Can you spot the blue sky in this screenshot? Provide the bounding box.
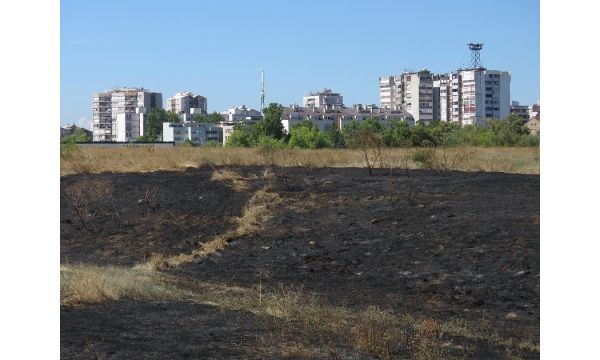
[61,0,539,128]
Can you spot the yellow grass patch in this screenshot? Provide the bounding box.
[61,147,539,176]
[60,264,186,305]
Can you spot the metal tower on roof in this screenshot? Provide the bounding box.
[467,43,484,68]
[260,67,265,111]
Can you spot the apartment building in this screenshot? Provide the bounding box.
[434,73,461,123]
[379,75,404,110]
[384,68,510,126]
[220,105,262,124]
[456,68,511,125]
[280,104,413,133]
[379,70,434,123]
[403,70,434,124]
[303,89,344,111]
[167,92,207,121]
[510,101,530,122]
[162,122,223,145]
[92,87,162,141]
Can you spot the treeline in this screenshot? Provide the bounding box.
[226,103,539,149]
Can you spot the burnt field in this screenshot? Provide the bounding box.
[60,165,539,359]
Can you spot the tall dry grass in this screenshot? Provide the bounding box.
[61,147,539,176]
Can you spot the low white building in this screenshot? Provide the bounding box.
[162,122,223,146]
[220,105,263,124]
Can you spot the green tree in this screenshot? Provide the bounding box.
[192,112,223,123]
[382,118,411,147]
[288,121,333,149]
[255,103,285,140]
[360,116,385,134]
[145,108,176,141]
[225,123,255,147]
[326,128,346,148]
[409,122,435,146]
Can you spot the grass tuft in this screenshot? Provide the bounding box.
[60,264,186,305]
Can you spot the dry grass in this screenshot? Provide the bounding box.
[60,264,538,358]
[61,147,539,176]
[210,168,257,192]
[60,264,187,305]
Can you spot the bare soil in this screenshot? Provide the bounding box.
[61,166,539,359]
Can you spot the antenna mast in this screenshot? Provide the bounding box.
[467,43,484,68]
[260,67,265,111]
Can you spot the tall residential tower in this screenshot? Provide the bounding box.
[92,87,162,141]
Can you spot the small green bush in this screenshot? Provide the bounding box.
[412,150,433,168]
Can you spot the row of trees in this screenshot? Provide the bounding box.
[225,103,539,149]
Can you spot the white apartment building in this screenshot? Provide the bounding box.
[379,76,394,109]
[303,89,344,111]
[379,75,403,110]
[403,70,434,124]
[385,67,511,126]
[435,73,460,123]
[458,69,510,125]
[379,70,433,123]
[167,92,207,121]
[220,105,262,124]
[92,87,162,141]
[162,122,223,146]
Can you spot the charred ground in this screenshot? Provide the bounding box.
[61,166,539,359]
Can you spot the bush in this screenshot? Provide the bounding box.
[288,121,333,149]
[412,150,433,168]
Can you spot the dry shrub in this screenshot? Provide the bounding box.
[62,179,113,233]
[60,264,184,305]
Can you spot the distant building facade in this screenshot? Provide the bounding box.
[529,101,540,120]
[220,105,262,124]
[303,89,344,111]
[167,92,207,121]
[280,104,414,133]
[383,68,511,126]
[162,122,223,145]
[510,101,530,122]
[379,70,434,123]
[92,87,162,141]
